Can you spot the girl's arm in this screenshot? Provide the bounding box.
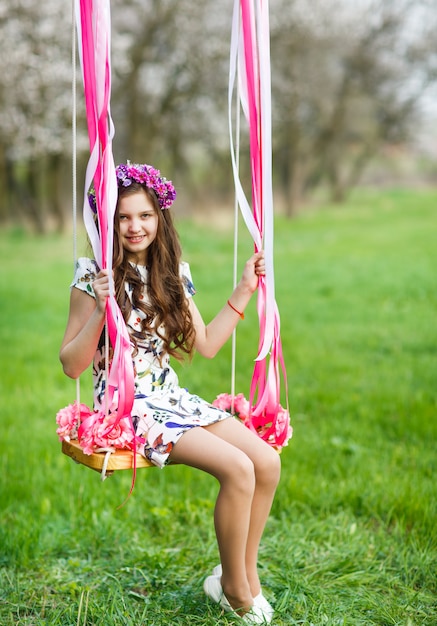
[190,251,265,359]
[59,270,110,379]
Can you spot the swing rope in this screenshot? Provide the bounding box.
[230,59,241,412]
[62,0,152,477]
[70,0,111,479]
[71,0,82,414]
[221,0,291,449]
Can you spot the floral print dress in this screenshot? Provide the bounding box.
[72,257,230,468]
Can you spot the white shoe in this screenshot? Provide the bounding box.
[204,574,234,612]
[210,565,273,623]
[212,564,222,577]
[203,575,268,624]
[242,605,269,624]
[253,591,274,623]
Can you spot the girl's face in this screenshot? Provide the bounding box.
[118,190,159,265]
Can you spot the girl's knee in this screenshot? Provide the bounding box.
[255,445,281,488]
[222,450,256,494]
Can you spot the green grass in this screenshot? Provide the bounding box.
[0,188,436,625]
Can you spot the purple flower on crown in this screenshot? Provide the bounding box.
[88,162,176,213]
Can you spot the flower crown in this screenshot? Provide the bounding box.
[88,162,176,212]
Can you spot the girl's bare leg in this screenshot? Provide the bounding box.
[170,418,281,606]
[205,419,281,597]
[169,423,256,612]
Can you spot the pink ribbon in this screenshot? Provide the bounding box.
[229,0,290,447]
[75,1,138,472]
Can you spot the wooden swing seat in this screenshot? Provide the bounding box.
[62,439,153,476]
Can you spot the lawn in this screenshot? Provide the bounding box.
[0,188,436,625]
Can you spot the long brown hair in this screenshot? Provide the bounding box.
[112,183,195,360]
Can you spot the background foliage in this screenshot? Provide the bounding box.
[0,0,436,229]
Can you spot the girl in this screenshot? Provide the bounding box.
[60,162,280,624]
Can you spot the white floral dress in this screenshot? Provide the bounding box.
[72,257,230,467]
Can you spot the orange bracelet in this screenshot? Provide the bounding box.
[227,299,245,320]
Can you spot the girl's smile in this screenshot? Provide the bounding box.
[119,190,159,264]
[127,234,146,244]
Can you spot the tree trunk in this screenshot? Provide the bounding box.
[0,143,10,223]
[286,156,306,217]
[23,159,45,233]
[47,153,66,232]
[327,163,347,203]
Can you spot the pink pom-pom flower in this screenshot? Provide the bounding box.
[213,392,292,450]
[56,402,137,455]
[56,402,93,442]
[78,412,135,455]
